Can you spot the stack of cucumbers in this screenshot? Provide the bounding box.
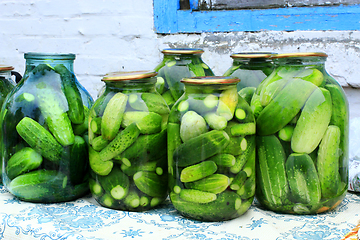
[88,86,170,211]
[168,79,256,221]
[251,64,349,214]
[2,64,92,202]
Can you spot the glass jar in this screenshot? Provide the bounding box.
[1,53,94,202]
[223,52,276,104]
[154,48,214,108]
[88,70,169,211]
[168,76,256,221]
[253,52,349,214]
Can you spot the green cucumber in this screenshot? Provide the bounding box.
[73,105,90,135]
[208,154,236,167]
[256,135,289,206]
[173,130,230,167]
[54,64,85,124]
[141,92,170,115]
[216,88,238,121]
[121,161,157,176]
[230,171,247,191]
[250,93,263,118]
[178,189,217,204]
[6,147,43,180]
[155,76,165,94]
[91,136,109,151]
[121,111,162,134]
[89,147,113,176]
[69,136,88,185]
[234,95,255,123]
[99,123,140,162]
[180,111,208,142]
[301,68,324,86]
[278,125,294,142]
[167,122,182,175]
[123,190,140,208]
[316,125,342,198]
[90,117,102,135]
[133,171,167,197]
[184,174,230,194]
[180,161,217,183]
[256,78,317,135]
[230,135,255,174]
[291,87,332,154]
[238,87,256,105]
[259,79,287,107]
[98,166,130,200]
[16,117,63,163]
[230,122,256,136]
[237,174,255,199]
[170,191,242,221]
[285,153,321,205]
[89,178,103,197]
[101,92,128,140]
[204,112,227,130]
[161,90,176,109]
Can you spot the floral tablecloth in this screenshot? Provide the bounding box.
[0,185,359,240]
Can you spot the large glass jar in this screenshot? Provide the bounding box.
[0,64,22,184]
[88,70,169,211]
[223,52,276,104]
[1,53,93,202]
[154,48,214,108]
[253,52,349,214]
[168,76,256,221]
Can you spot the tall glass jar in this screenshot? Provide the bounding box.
[154,48,214,108]
[0,64,21,184]
[223,52,276,104]
[1,53,93,202]
[253,52,349,214]
[168,76,256,221]
[88,70,169,211]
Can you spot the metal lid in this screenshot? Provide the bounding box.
[24,52,76,60]
[161,48,204,55]
[102,70,158,81]
[272,52,328,59]
[0,64,14,71]
[230,52,276,59]
[181,76,240,85]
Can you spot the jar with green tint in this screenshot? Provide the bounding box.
[168,76,256,221]
[223,52,276,104]
[88,70,169,211]
[154,48,214,108]
[253,52,349,214]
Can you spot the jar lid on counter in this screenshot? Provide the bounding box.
[181,76,240,85]
[102,70,158,82]
[272,52,328,59]
[161,48,204,55]
[230,52,275,59]
[0,64,14,71]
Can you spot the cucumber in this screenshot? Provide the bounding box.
[16,117,63,163]
[316,125,341,198]
[141,92,170,115]
[90,117,102,135]
[291,87,332,154]
[237,174,255,199]
[69,136,88,185]
[238,87,256,105]
[256,78,317,135]
[259,79,287,107]
[256,135,289,206]
[167,122,182,176]
[133,171,167,197]
[155,77,165,94]
[249,93,263,118]
[184,174,230,194]
[208,154,236,167]
[180,111,208,142]
[216,87,238,120]
[121,111,162,134]
[230,122,256,136]
[178,189,217,203]
[302,68,324,86]
[285,153,321,205]
[36,78,75,146]
[123,190,140,208]
[99,123,140,162]
[6,147,43,180]
[278,125,294,142]
[101,92,128,140]
[230,171,247,191]
[98,166,130,200]
[230,135,255,174]
[89,178,103,197]
[54,64,85,124]
[73,105,90,135]
[170,191,242,221]
[89,147,113,176]
[204,112,227,130]
[173,130,230,167]
[121,161,157,176]
[91,136,109,151]
[234,95,255,123]
[161,90,176,109]
[180,161,217,183]
[8,170,68,202]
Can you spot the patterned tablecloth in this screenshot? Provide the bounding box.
[0,185,359,240]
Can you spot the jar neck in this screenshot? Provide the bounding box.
[184,82,237,95]
[163,53,203,61]
[104,78,157,93]
[232,58,274,69]
[274,56,326,68]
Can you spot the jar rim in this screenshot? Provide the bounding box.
[181,76,240,85]
[24,52,76,60]
[0,64,14,71]
[102,70,158,82]
[161,48,204,55]
[231,52,276,59]
[271,52,328,59]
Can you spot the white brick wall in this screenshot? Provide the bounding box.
[1,0,360,117]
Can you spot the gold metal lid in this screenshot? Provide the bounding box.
[0,64,14,71]
[272,52,328,59]
[161,48,204,55]
[230,52,275,59]
[102,70,157,81]
[181,76,240,85]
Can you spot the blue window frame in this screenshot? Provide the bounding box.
[153,0,360,33]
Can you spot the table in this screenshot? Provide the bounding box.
[0,185,358,240]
